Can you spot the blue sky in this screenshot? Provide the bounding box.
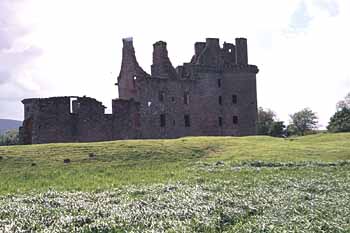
[0,0,349,128]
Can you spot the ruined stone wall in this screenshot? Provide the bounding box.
[20,97,75,144]
[20,97,117,144]
[112,99,141,139]
[20,36,259,144]
[73,97,113,142]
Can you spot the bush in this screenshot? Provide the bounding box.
[257,107,285,137]
[327,108,350,133]
[0,130,19,146]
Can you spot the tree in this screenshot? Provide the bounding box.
[257,107,285,137]
[336,92,350,110]
[269,121,286,137]
[327,93,350,133]
[257,107,275,135]
[0,130,19,146]
[289,108,318,136]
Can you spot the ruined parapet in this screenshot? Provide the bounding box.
[151,41,177,79]
[222,42,236,65]
[72,96,106,116]
[235,38,248,65]
[196,38,223,67]
[19,96,114,144]
[190,42,206,64]
[118,37,149,101]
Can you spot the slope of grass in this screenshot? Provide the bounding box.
[0,133,349,195]
[1,133,350,232]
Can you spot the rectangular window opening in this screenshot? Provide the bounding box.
[219,117,223,127]
[232,95,237,104]
[160,114,166,127]
[233,115,238,125]
[159,91,165,102]
[219,96,222,105]
[184,92,190,105]
[217,79,221,87]
[70,97,78,114]
[132,76,137,88]
[184,115,191,127]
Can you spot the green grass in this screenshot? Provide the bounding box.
[1,133,350,232]
[0,132,350,195]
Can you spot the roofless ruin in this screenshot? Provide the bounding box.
[19,37,259,144]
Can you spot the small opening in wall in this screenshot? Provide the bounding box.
[173,120,176,126]
[218,96,222,105]
[228,49,232,53]
[218,117,223,127]
[70,97,78,114]
[160,114,166,127]
[171,97,175,102]
[184,92,190,105]
[232,95,237,104]
[147,101,152,107]
[133,76,137,88]
[159,91,165,102]
[184,115,190,127]
[233,115,238,124]
[217,79,221,88]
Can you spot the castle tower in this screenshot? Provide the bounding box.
[151,41,177,79]
[117,37,149,101]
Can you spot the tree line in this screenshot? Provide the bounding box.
[258,92,350,137]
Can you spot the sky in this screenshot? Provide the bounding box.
[0,0,349,128]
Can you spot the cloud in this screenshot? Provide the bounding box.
[289,1,313,32]
[0,1,29,51]
[0,0,42,119]
[313,0,339,16]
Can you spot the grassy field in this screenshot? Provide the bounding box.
[0,133,350,232]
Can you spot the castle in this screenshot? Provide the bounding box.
[19,37,259,144]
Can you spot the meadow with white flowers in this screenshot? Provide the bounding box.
[0,133,350,232]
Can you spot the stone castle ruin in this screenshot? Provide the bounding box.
[19,37,259,144]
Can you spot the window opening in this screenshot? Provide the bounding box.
[184,92,190,105]
[160,114,166,127]
[233,115,238,124]
[159,91,165,102]
[133,76,137,88]
[184,115,190,127]
[217,79,221,87]
[232,95,237,104]
[219,117,223,127]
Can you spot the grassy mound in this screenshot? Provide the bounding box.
[0,133,349,194]
[1,133,350,232]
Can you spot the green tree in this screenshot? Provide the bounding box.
[289,108,318,136]
[257,107,285,137]
[269,121,286,137]
[257,107,275,135]
[328,93,350,133]
[336,92,350,110]
[0,130,19,146]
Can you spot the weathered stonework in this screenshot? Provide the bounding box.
[19,37,259,144]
